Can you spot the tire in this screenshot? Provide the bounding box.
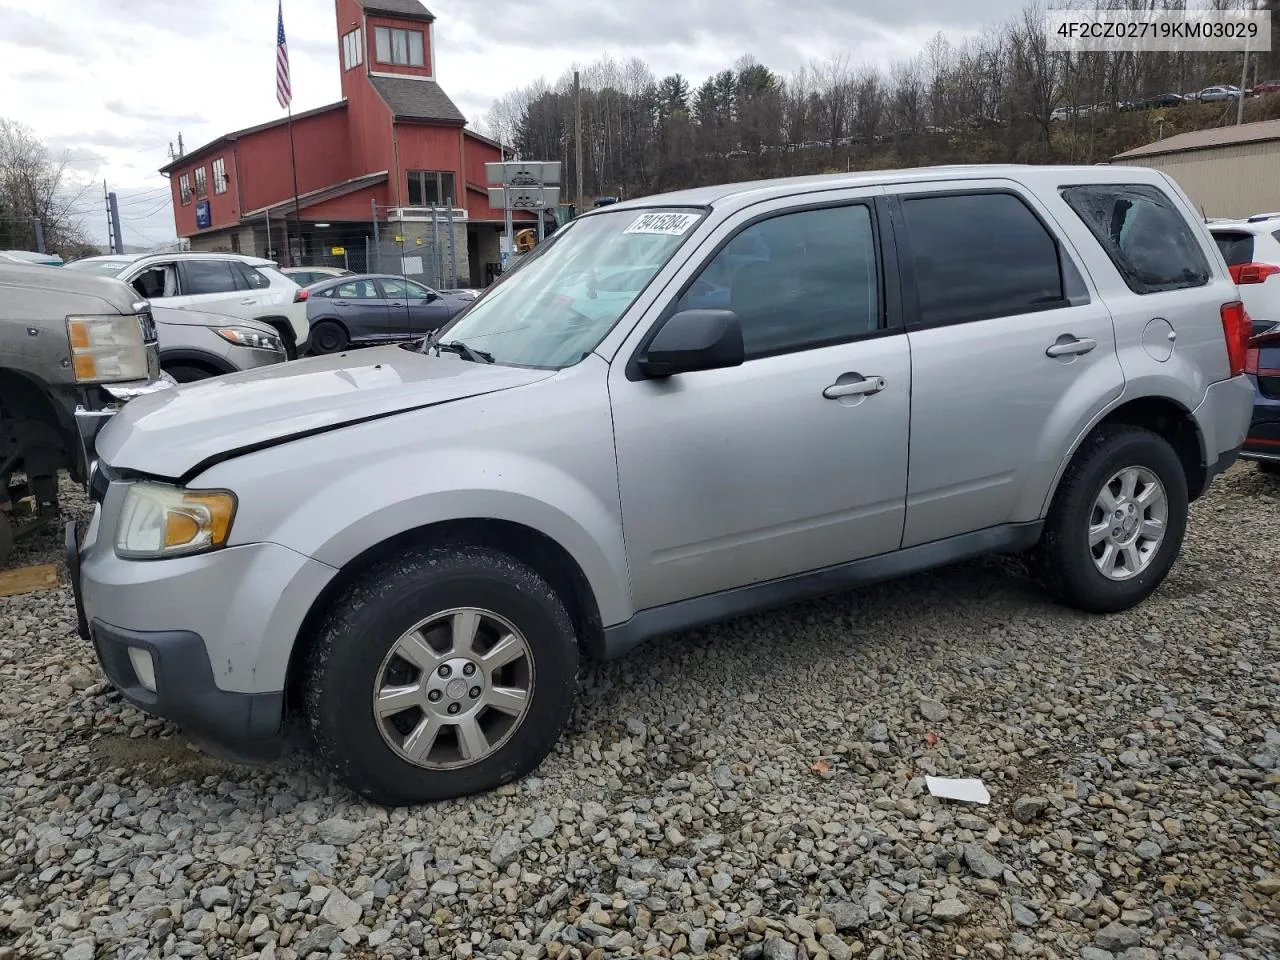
[309,320,348,355]
[0,510,12,568]
[303,544,579,806]
[163,364,214,383]
[1258,461,1280,476]
[1034,425,1188,614]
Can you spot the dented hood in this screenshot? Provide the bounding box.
[94,344,553,479]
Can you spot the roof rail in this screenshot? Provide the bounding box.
[1247,212,1280,222]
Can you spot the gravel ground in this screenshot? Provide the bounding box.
[1,467,1278,960]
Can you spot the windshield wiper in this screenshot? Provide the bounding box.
[436,340,494,364]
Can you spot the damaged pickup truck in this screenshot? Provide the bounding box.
[1,264,171,565]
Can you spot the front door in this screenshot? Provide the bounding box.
[379,277,453,338]
[328,277,392,340]
[608,194,912,612]
[889,183,1124,547]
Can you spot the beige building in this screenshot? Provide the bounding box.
[1112,118,1280,219]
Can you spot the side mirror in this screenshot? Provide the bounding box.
[638,309,745,378]
[425,291,440,302]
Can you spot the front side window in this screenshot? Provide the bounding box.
[406,170,456,207]
[434,207,705,369]
[193,166,207,199]
[182,260,239,295]
[381,277,433,299]
[1061,183,1211,294]
[179,174,191,205]
[676,204,881,358]
[342,28,363,70]
[212,158,228,194]
[375,26,425,66]
[901,192,1066,327]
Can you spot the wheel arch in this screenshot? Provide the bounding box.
[1041,392,1206,516]
[284,516,606,709]
[160,349,236,378]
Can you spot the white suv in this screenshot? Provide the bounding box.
[1207,216,1280,335]
[66,253,311,357]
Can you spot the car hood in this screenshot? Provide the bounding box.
[95,344,555,479]
[152,304,276,334]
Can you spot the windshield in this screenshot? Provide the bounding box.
[431,207,705,368]
[65,260,132,276]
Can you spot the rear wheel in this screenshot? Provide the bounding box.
[0,510,13,568]
[309,320,348,355]
[303,544,579,806]
[1034,425,1188,613]
[1258,461,1280,476]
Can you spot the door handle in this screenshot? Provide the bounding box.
[239,298,257,305]
[823,376,885,399]
[335,300,350,306]
[1045,336,1097,358]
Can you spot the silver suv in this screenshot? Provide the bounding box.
[69,165,1253,806]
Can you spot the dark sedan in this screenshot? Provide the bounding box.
[300,274,470,354]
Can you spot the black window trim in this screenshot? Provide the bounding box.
[625,195,902,382]
[887,186,1091,333]
[1058,181,1212,296]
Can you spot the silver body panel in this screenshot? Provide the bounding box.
[76,164,1252,698]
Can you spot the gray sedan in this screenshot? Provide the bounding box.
[153,306,288,382]
[301,274,470,354]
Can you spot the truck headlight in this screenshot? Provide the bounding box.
[67,315,151,383]
[216,326,284,352]
[115,482,237,559]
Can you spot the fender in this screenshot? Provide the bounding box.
[159,348,236,375]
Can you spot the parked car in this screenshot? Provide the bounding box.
[1197,85,1242,103]
[63,255,141,276]
[1253,79,1280,97]
[2,250,64,266]
[1130,93,1184,110]
[301,273,470,353]
[65,253,310,359]
[70,165,1252,806]
[1207,215,1280,335]
[152,306,287,382]
[440,287,482,301]
[0,264,171,565]
[282,265,355,286]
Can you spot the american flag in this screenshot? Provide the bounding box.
[275,0,292,109]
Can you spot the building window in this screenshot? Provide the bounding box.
[212,157,228,194]
[178,173,192,205]
[375,26,424,66]
[342,27,363,70]
[230,232,241,253]
[406,170,456,207]
[194,166,208,199]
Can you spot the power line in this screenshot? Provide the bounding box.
[118,199,173,220]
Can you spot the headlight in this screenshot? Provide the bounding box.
[67,314,151,383]
[215,326,284,352]
[115,482,237,559]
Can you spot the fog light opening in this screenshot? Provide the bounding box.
[127,646,157,692]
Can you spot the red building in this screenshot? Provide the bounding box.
[159,0,535,288]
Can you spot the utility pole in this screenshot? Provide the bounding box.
[574,70,584,217]
[104,180,114,253]
[1238,34,1250,125]
[31,218,45,254]
[107,192,124,257]
[371,199,380,273]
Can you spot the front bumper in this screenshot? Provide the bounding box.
[67,481,335,746]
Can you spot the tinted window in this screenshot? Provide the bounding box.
[1061,183,1211,294]
[335,280,379,299]
[676,204,880,358]
[1212,231,1255,266]
[900,192,1065,327]
[235,263,271,289]
[182,260,240,295]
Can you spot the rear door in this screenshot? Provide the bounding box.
[890,182,1124,546]
[173,259,255,317]
[328,278,391,340]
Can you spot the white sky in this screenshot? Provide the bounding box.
[0,0,1006,247]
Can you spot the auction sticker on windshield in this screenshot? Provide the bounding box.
[623,212,701,236]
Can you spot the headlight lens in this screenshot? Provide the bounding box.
[115,483,237,559]
[215,326,284,352]
[67,314,151,383]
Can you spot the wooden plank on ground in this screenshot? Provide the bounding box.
[0,563,60,598]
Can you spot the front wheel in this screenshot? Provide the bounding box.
[1034,425,1188,613]
[303,544,579,806]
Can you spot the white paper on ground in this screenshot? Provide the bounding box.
[925,776,991,804]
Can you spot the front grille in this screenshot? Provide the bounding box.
[138,309,157,344]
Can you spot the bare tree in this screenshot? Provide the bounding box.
[0,119,92,255]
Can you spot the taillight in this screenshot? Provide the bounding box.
[1229,262,1280,284]
[1221,300,1251,376]
[293,288,309,302]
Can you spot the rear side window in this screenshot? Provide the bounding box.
[182,260,241,295]
[1060,184,1211,294]
[899,192,1066,327]
[234,263,272,289]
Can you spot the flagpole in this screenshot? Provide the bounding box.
[277,0,301,267]
[286,104,300,266]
